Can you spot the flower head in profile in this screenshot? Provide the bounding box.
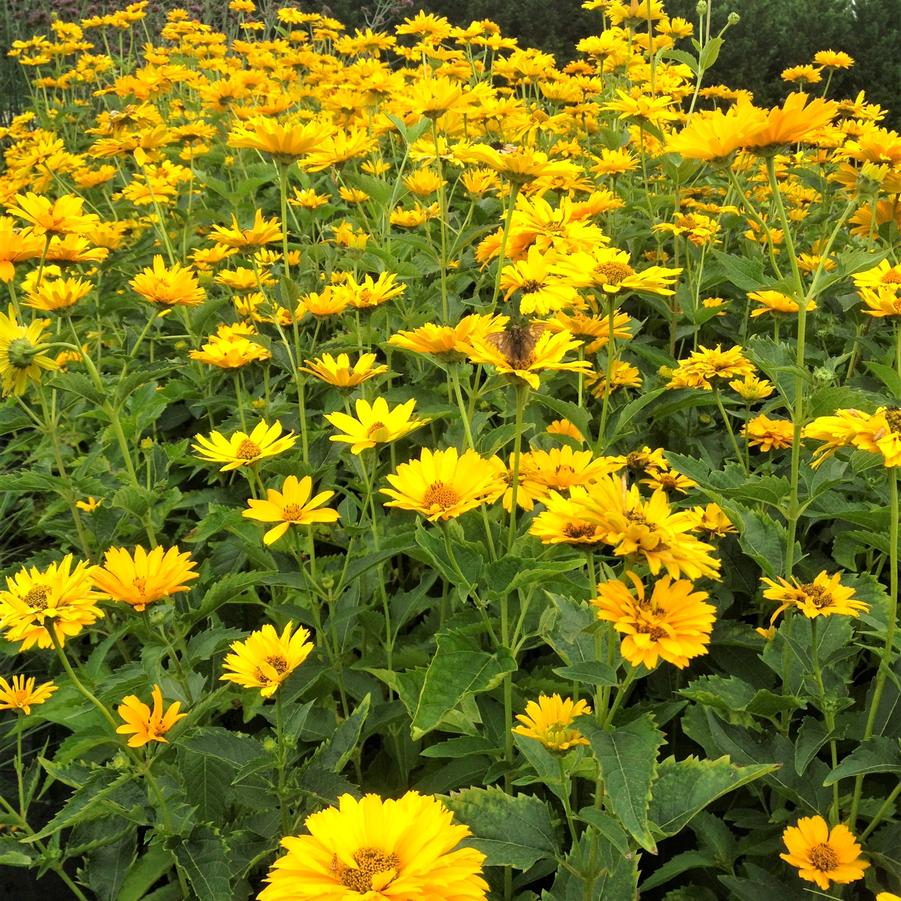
[7,192,100,235]
[325,397,429,455]
[741,92,837,152]
[667,344,755,390]
[228,116,335,164]
[91,546,199,612]
[192,420,296,471]
[300,352,387,387]
[382,447,507,522]
[220,621,314,697]
[24,276,92,312]
[513,694,591,751]
[0,555,104,650]
[0,675,57,715]
[744,415,794,451]
[748,290,816,317]
[593,573,716,670]
[0,305,58,396]
[130,255,206,306]
[762,570,868,624]
[189,324,271,368]
[0,216,44,282]
[259,791,487,901]
[116,684,187,748]
[780,815,868,890]
[243,476,340,545]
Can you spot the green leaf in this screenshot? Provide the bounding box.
[117,845,174,901]
[553,661,618,687]
[531,393,592,445]
[173,825,232,901]
[649,755,778,838]
[0,836,35,866]
[579,713,664,852]
[710,251,767,292]
[640,850,717,892]
[546,830,638,900]
[867,361,901,397]
[189,572,272,623]
[717,501,788,579]
[411,630,516,740]
[698,36,724,70]
[313,694,371,772]
[445,786,561,869]
[794,717,832,776]
[82,829,136,901]
[823,737,901,785]
[608,387,667,444]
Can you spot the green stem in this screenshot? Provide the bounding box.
[603,666,637,729]
[596,296,619,453]
[858,781,901,842]
[712,385,746,471]
[507,383,529,548]
[490,183,520,311]
[274,691,290,836]
[809,618,840,823]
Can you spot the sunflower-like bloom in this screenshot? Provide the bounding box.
[0,305,58,396]
[243,476,340,545]
[587,360,642,398]
[554,246,681,296]
[665,102,768,162]
[7,192,100,235]
[741,92,838,152]
[858,286,901,317]
[208,210,284,248]
[91,546,199,612]
[748,290,817,317]
[744,415,794,451]
[220,621,314,697]
[513,694,591,751]
[852,259,901,293]
[189,324,271,368]
[192,420,297,472]
[0,555,104,650]
[804,407,901,468]
[729,374,774,400]
[325,398,429,455]
[116,684,187,748]
[388,314,506,359]
[780,816,868,890]
[130,255,206,306]
[300,352,388,387]
[299,126,379,172]
[228,116,335,164]
[593,573,716,670]
[0,675,57,715]
[24,276,92,311]
[259,791,488,901]
[761,570,869,624]
[467,326,592,390]
[667,344,756,390]
[499,246,582,316]
[691,503,736,539]
[529,490,611,545]
[382,447,507,522]
[0,217,46,282]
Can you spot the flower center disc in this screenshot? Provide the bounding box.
[423,481,460,510]
[23,585,50,610]
[236,439,261,460]
[808,842,839,872]
[594,262,634,285]
[338,847,400,893]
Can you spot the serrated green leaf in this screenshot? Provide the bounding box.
[313,694,370,772]
[173,825,231,901]
[445,786,561,869]
[579,713,664,852]
[117,844,173,901]
[823,736,901,785]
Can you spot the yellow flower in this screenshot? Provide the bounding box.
[189,325,271,368]
[91,546,199,612]
[729,374,774,400]
[243,476,340,545]
[804,407,901,468]
[228,116,335,164]
[546,418,585,443]
[665,102,768,162]
[513,694,591,751]
[130,255,206,306]
[748,289,816,317]
[691,503,736,538]
[499,245,582,316]
[325,397,428,455]
[0,554,104,650]
[588,360,642,398]
[300,352,387,387]
[192,420,296,472]
[467,325,592,390]
[220,621,314,697]
[23,275,92,311]
[208,209,284,248]
[813,50,854,69]
[0,675,57,715]
[762,571,869,624]
[667,344,756,390]
[7,191,99,235]
[116,684,187,748]
[0,305,58,396]
[382,447,507,522]
[593,573,716,670]
[555,246,681,296]
[388,314,505,359]
[744,415,794,451]
[858,286,901,318]
[741,92,837,152]
[75,496,101,513]
[782,64,823,85]
[259,791,487,901]
[0,216,44,282]
[780,816,868,891]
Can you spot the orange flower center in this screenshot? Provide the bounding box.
[637,623,669,641]
[132,577,147,596]
[564,522,596,540]
[885,407,901,434]
[23,585,50,610]
[282,504,305,521]
[520,279,542,294]
[626,452,649,472]
[882,270,901,284]
[808,842,839,872]
[366,421,387,437]
[336,847,400,893]
[236,438,262,460]
[800,584,832,608]
[594,261,634,285]
[423,481,460,510]
[266,655,288,674]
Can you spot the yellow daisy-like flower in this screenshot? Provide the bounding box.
[667,344,756,390]
[0,216,44,282]
[0,305,58,397]
[780,816,868,891]
[0,555,104,650]
[804,407,901,468]
[7,191,99,235]
[691,503,736,539]
[382,447,507,522]
[75,496,101,513]
[748,289,817,317]
[761,570,869,624]
[741,92,837,152]
[24,276,92,311]
[858,286,901,318]
[189,325,271,369]
[0,675,57,715]
[192,420,297,472]
[546,418,585,443]
[852,259,901,293]
[116,684,187,748]
[130,255,206,306]
[813,50,854,69]
[729,374,774,401]
[467,326,592,390]
[388,314,506,360]
[325,398,429,455]
[744,415,794,451]
[91,546,199,612]
[259,791,488,901]
[220,621,314,697]
[228,116,335,165]
[529,490,611,545]
[243,476,340,545]
[208,210,284,248]
[593,573,716,670]
[555,246,681,296]
[513,694,591,751]
[300,352,388,387]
